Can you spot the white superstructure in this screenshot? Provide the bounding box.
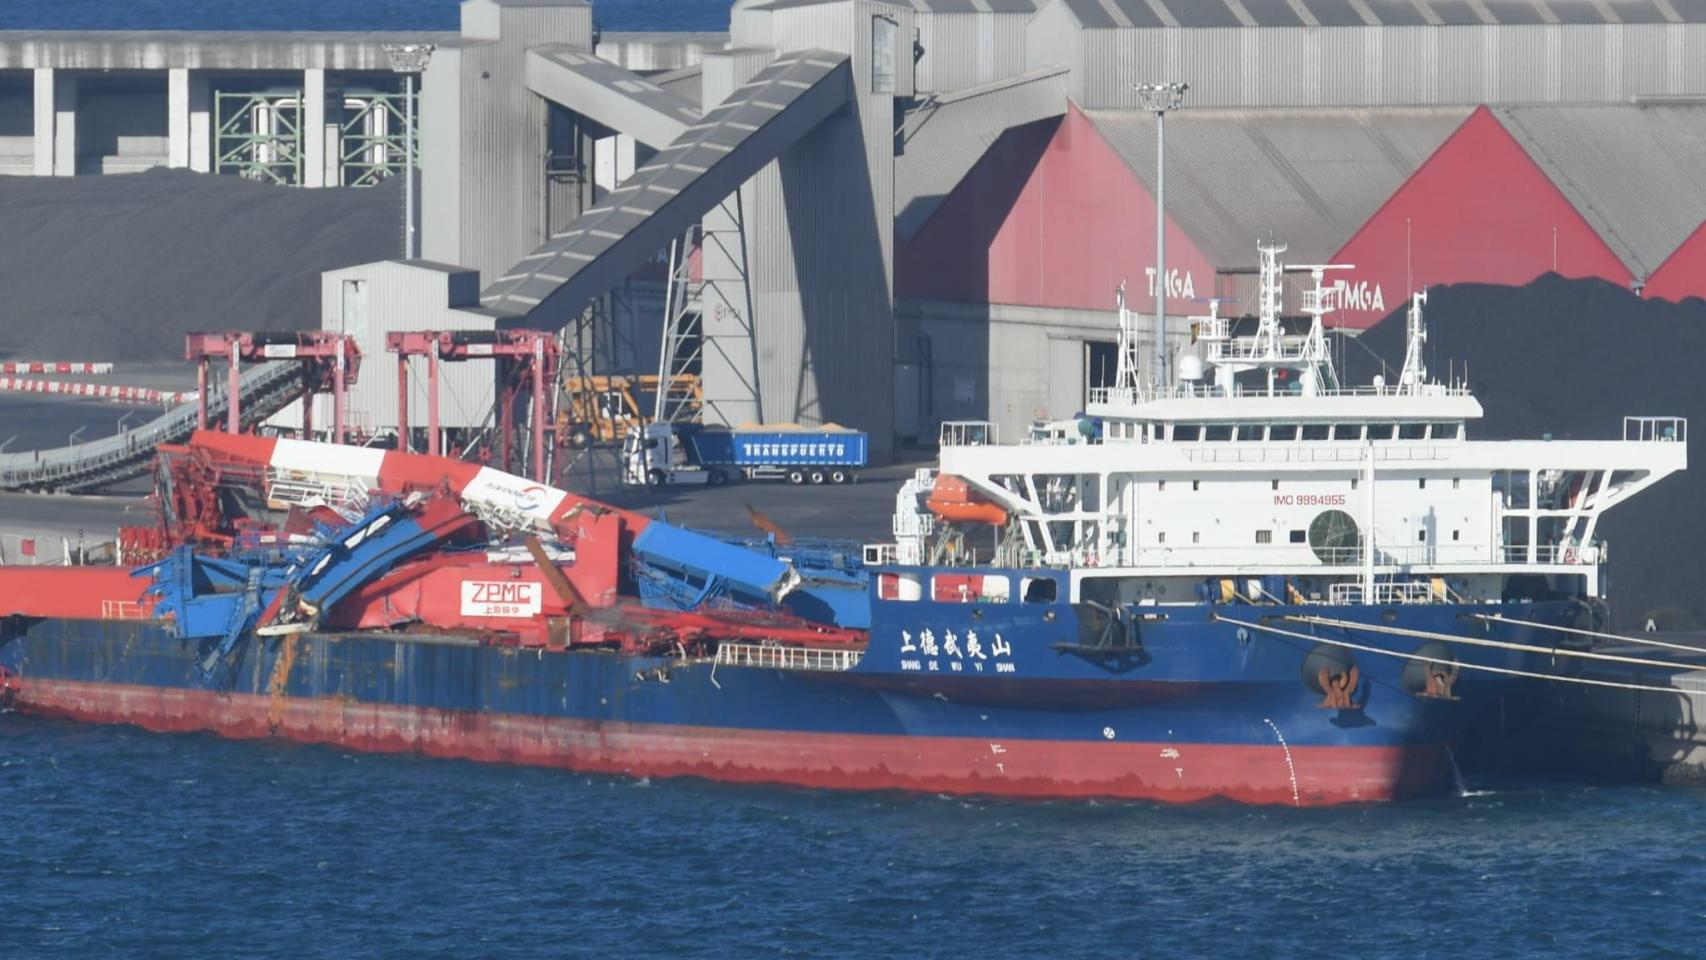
[898,243,1686,607]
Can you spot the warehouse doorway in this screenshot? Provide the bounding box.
[1085,340,1117,399]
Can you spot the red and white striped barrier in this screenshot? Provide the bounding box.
[0,377,193,406]
[0,361,114,375]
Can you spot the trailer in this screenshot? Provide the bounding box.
[622,423,868,486]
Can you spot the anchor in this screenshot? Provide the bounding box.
[1421,660,1460,700]
[1317,664,1360,710]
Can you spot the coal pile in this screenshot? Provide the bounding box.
[0,169,402,362]
[1343,274,1706,629]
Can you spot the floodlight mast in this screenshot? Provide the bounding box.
[1134,81,1188,391]
[384,43,436,259]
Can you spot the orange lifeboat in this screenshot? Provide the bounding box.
[927,474,1009,525]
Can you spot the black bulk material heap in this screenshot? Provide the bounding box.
[0,168,402,362]
[1344,273,1706,630]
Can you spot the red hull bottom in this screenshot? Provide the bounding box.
[13,678,1452,806]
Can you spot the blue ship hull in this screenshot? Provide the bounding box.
[0,591,1584,805]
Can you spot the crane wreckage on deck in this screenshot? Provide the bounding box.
[80,431,870,681]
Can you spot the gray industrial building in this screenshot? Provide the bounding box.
[9,0,1706,450]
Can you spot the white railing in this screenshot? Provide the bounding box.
[1328,581,1441,605]
[1087,382,1472,404]
[1180,444,1452,464]
[267,470,372,520]
[1504,543,1601,565]
[980,539,1602,572]
[940,421,998,446]
[715,643,863,672]
[100,599,150,620]
[1623,416,1686,443]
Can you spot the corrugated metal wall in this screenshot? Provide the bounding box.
[913,12,1031,92]
[305,261,500,434]
[895,65,1070,239]
[897,107,1217,316]
[1063,24,1706,108]
[421,0,593,287]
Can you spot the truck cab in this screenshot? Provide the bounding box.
[621,423,725,487]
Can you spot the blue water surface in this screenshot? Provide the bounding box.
[3,714,1704,959]
[1,0,730,32]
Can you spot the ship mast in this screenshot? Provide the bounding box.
[1397,289,1429,393]
[1114,281,1147,402]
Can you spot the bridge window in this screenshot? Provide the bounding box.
[1270,425,1299,441]
[1173,424,1201,442]
[1430,422,1461,440]
[1236,425,1263,441]
[1333,424,1363,441]
[1302,424,1330,441]
[1399,423,1427,440]
[1367,423,1396,440]
[1021,577,1057,603]
[1205,425,1232,441]
[1494,470,1531,509]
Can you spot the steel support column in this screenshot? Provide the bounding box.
[168,68,191,169]
[332,337,348,444]
[396,355,410,453]
[426,340,441,457]
[227,351,241,434]
[196,361,209,430]
[531,339,547,483]
[31,67,53,177]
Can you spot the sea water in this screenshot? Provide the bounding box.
[5,714,1706,959]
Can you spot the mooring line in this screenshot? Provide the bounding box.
[1473,613,1706,657]
[1296,613,1700,673]
[1213,615,1702,696]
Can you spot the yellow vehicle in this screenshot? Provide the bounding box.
[559,374,701,448]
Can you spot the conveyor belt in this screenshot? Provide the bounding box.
[0,362,307,492]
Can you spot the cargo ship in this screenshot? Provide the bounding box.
[0,245,1686,805]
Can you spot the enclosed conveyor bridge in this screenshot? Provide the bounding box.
[481,48,853,330]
